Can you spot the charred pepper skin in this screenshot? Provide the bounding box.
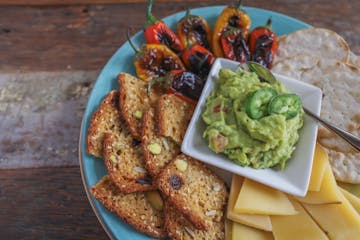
[181,44,215,80]
[176,9,212,51]
[220,27,250,63]
[128,31,185,81]
[212,0,251,57]
[144,0,184,54]
[148,70,204,103]
[248,17,277,69]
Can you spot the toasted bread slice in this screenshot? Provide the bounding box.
[118,72,163,140]
[157,94,195,145]
[103,132,156,193]
[157,154,228,230]
[86,90,122,158]
[165,202,225,240]
[142,107,181,177]
[90,176,167,238]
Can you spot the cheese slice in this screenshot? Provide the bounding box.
[308,143,328,191]
[271,199,329,240]
[295,164,342,204]
[340,187,360,214]
[225,220,233,240]
[232,222,274,240]
[227,175,272,231]
[303,189,360,240]
[234,178,297,215]
[338,181,360,198]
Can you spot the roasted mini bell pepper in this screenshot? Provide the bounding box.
[144,0,184,54]
[181,44,215,79]
[148,70,204,104]
[128,32,185,81]
[176,9,212,50]
[248,17,277,69]
[212,0,251,57]
[220,27,250,63]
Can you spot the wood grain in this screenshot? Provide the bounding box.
[0,0,359,72]
[0,0,216,5]
[0,167,108,240]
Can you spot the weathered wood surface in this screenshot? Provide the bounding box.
[0,1,359,239]
[0,0,359,72]
[0,167,108,240]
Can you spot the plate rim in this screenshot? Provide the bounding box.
[79,5,312,240]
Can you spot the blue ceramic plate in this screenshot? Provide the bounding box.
[79,6,311,240]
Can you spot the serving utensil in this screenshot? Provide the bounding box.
[246,61,360,152]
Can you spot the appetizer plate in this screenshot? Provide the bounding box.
[182,58,322,197]
[79,5,311,240]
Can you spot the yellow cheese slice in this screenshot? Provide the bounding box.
[295,164,342,204]
[338,181,360,198]
[232,222,274,240]
[227,175,272,231]
[308,143,328,191]
[340,187,360,214]
[225,220,232,240]
[234,178,297,215]
[303,189,360,240]
[271,199,329,240]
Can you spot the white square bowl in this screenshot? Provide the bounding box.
[181,58,322,197]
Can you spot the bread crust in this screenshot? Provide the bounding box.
[142,107,181,177]
[157,94,195,145]
[86,90,122,158]
[103,132,156,193]
[91,176,167,238]
[157,154,228,231]
[118,72,163,140]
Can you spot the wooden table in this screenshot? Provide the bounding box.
[0,0,359,239]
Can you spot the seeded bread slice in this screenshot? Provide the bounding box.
[118,72,163,140]
[86,90,122,158]
[90,175,167,238]
[157,154,228,231]
[165,202,225,240]
[103,132,156,193]
[142,107,181,177]
[157,94,195,145]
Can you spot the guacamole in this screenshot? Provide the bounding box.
[202,68,304,169]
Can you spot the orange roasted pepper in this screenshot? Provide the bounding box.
[212,0,251,57]
[128,33,185,81]
[177,9,212,51]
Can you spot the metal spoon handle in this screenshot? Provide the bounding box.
[303,107,360,152]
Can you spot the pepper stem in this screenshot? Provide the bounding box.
[145,0,158,26]
[127,28,139,53]
[235,0,243,10]
[265,17,273,29]
[147,72,172,95]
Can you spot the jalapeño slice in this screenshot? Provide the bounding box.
[268,93,302,119]
[245,88,277,119]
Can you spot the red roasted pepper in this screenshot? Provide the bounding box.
[176,9,212,50]
[220,27,250,63]
[144,0,184,54]
[148,70,204,103]
[127,30,185,81]
[248,17,277,69]
[212,0,251,57]
[181,44,215,80]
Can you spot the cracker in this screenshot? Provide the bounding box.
[118,72,163,140]
[274,28,350,64]
[103,132,156,193]
[272,54,360,183]
[157,94,195,145]
[164,202,225,240]
[90,175,167,238]
[141,107,181,177]
[156,154,228,230]
[86,90,122,158]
